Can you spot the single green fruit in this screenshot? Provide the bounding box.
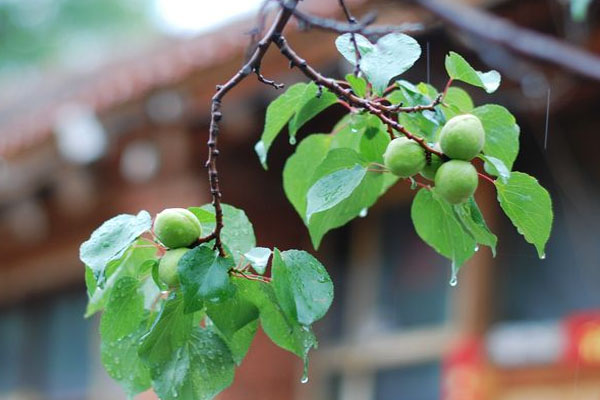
[434,160,478,204]
[158,248,190,287]
[439,114,485,161]
[383,137,426,178]
[420,154,443,181]
[154,208,202,248]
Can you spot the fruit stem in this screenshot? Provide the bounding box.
[478,172,496,185]
[231,270,272,283]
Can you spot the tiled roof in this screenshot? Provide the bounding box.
[0,0,368,157]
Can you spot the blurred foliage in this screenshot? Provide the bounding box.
[0,0,155,72]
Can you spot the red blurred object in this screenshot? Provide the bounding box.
[442,336,489,400]
[563,311,600,367]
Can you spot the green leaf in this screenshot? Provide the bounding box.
[472,104,520,171]
[391,81,444,141]
[85,266,96,297]
[255,82,337,168]
[150,327,235,400]
[283,134,332,219]
[336,33,421,94]
[243,247,272,275]
[139,294,194,368]
[254,83,308,168]
[495,172,553,258]
[206,291,259,338]
[80,211,152,283]
[150,259,168,291]
[101,321,152,398]
[283,114,389,245]
[235,277,317,360]
[445,51,501,93]
[306,164,367,222]
[453,198,497,256]
[289,83,338,140]
[571,0,592,21]
[206,290,259,365]
[359,122,390,164]
[480,154,510,183]
[271,249,333,326]
[192,204,256,264]
[307,148,384,248]
[100,277,145,342]
[219,319,258,365]
[86,241,158,317]
[441,87,474,120]
[179,245,235,313]
[345,73,367,97]
[411,188,476,267]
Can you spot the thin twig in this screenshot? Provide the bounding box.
[254,67,285,89]
[276,0,421,37]
[274,35,443,157]
[231,270,272,283]
[206,1,299,257]
[478,172,496,185]
[338,0,362,76]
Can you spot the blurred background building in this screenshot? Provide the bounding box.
[1,0,600,399]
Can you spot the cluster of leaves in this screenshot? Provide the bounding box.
[256,32,553,282]
[80,205,333,399]
[80,29,554,399]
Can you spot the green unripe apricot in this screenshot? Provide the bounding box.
[434,160,478,204]
[420,154,443,181]
[383,137,426,178]
[154,208,202,249]
[158,248,190,287]
[439,114,485,161]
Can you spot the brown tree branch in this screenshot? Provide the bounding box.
[276,0,421,37]
[338,0,362,76]
[273,35,444,157]
[204,0,299,256]
[415,0,600,82]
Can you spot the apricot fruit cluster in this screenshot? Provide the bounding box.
[383,113,485,204]
[153,208,202,286]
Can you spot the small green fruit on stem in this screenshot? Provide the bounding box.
[158,248,190,287]
[154,208,202,248]
[439,114,485,161]
[434,160,478,204]
[383,137,426,178]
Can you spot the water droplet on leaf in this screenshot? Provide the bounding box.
[449,261,458,287]
[289,136,297,145]
[301,357,310,384]
[359,208,368,218]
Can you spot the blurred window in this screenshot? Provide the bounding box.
[0,290,91,399]
[495,212,600,321]
[375,362,441,400]
[306,203,454,400]
[378,206,451,330]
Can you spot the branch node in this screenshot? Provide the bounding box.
[253,67,285,89]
